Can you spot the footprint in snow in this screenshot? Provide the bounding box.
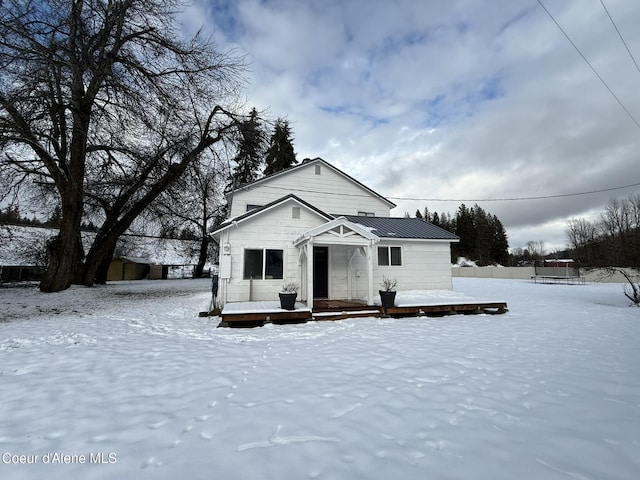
[148,419,170,430]
[140,457,162,469]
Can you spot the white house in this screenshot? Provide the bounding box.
[211,158,459,308]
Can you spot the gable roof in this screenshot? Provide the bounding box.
[293,216,379,246]
[210,194,334,237]
[344,215,459,241]
[227,157,396,209]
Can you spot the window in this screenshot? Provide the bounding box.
[246,204,263,212]
[378,246,402,266]
[358,211,375,217]
[315,164,322,175]
[292,206,300,219]
[243,249,283,279]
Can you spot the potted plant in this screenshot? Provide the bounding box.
[279,282,298,310]
[379,276,397,308]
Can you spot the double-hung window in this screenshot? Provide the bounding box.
[378,246,402,266]
[243,249,284,279]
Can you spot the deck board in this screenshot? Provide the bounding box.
[219,298,508,327]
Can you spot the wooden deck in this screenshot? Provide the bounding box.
[218,298,508,327]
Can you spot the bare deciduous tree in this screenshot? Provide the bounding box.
[0,0,247,291]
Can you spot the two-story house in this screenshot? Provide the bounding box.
[211,158,459,309]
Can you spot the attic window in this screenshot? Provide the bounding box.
[315,165,321,175]
[292,206,300,219]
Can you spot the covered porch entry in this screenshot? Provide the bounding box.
[294,217,380,308]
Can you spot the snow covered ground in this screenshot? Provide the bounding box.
[1,278,639,480]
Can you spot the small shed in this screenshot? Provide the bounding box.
[107,257,152,281]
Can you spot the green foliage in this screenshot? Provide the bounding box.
[417,203,509,265]
[229,107,266,188]
[263,119,297,176]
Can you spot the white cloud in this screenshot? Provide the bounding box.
[190,0,640,252]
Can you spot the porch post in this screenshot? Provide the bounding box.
[367,241,374,306]
[307,238,314,310]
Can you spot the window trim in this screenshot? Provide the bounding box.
[377,246,402,266]
[243,248,284,280]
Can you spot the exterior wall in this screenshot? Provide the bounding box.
[107,260,150,281]
[228,162,391,218]
[320,241,454,302]
[374,240,453,291]
[218,199,326,303]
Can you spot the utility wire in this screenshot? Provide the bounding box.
[255,180,640,203]
[599,0,640,74]
[536,0,640,130]
[386,180,640,202]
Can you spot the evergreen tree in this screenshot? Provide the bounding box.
[419,204,509,264]
[490,215,510,265]
[229,108,266,188]
[454,204,475,260]
[472,204,491,265]
[415,209,423,220]
[263,119,297,176]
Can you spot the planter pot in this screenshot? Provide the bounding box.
[379,290,396,308]
[279,292,297,310]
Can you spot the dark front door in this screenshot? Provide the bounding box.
[313,246,329,298]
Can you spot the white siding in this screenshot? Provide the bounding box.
[218,199,325,303]
[374,240,453,290]
[320,241,453,302]
[228,162,391,218]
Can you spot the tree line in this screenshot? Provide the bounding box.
[566,194,640,268]
[415,204,509,265]
[0,0,298,292]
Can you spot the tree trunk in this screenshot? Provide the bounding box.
[94,242,117,284]
[194,234,209,278]
[40,195,84,292]
[82,231,121,287]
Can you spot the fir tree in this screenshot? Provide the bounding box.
[229,108,266,188]
[454,204,475,260]
[263,119,297,176]
[490,215,510,265]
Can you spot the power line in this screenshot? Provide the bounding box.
[536,0,640,130]
[599,0,640,74]
[387,181,640,202]
[256,179,640,203]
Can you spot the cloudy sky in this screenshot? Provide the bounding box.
[187,0,640,252]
